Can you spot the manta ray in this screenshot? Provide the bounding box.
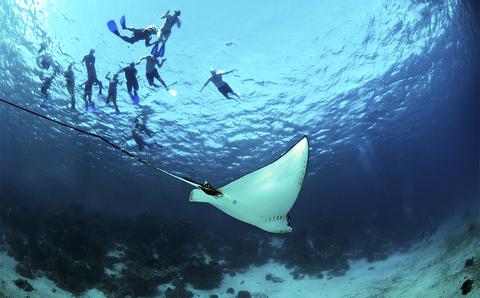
[189,136,309,233]
[0,97,309,233]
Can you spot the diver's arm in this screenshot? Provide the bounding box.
[145,36,154,47]
[137,56,148,65]
[157,58,167,68]
[222,69,238,75]
[176,18,182,28]
[161,10,170,19]
[105,72,111,80]
[200,79,211,92]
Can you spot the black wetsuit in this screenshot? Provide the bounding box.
[64,70,75,109]
[106,77,120,112]
[122,66,139,96]
[41,77,53,98]
[83,53,103,94]
[118,29,153,46]
[83,80,94,106]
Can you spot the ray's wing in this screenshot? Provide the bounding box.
[189,136,309,233]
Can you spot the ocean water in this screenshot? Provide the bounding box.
[0,0,479,297]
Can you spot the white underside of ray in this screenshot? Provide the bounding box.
[189,136,309,233]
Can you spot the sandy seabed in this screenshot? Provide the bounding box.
[1,211,478,298]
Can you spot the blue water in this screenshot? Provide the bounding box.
[0,0,478,296]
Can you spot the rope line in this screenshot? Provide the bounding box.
[0,97,222,196]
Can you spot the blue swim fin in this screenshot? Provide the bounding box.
[120,15,126,30]
[158,42,165,57]
[107,20,119,35]
[132,94,140,105]
[151,42,165,58]
[151,43,159,56]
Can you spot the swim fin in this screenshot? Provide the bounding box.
[40,99,51,109]
[151,42,166,58]
[120,15,126,30]
[107,20,119,35]
[157,42,165,57]
[168,89,177,96]
[151,43,159,56]
[132,94,140,105]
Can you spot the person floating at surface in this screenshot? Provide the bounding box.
[200,69,242,101]
[79,80,94,109]
[131,116,155,150]
[36,53,60,72]
[82,48,103,95]
[64,63,76,110]
[118,62,140,102]
[105,72,122,113]
[40,73,55,107]
[107,15,157,47]
[137,55,169,91]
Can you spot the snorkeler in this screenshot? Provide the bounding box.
[105,72,122,113]
[118,62,140,101]
[79,80,94,109]
[81,48,103,95]
[159,10,181,44]
[200,69,242,101]
[64,63,76,110]
[150,10,181,57]
[107,15,157,47]
[40,74,55,107]
[36,54,53,70]
[137,55,169,91]
[131,116,156,150]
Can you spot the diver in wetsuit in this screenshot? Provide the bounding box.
[105,72,122,113]
[119,62,140,100]
[137,55,169,91]
[200,69,242,101]
[64,63,75,110]
[40,74,55,105]
[115,24,157,46]
[79,80,94,108]
[131,116,155,150]
[82,48,103,95]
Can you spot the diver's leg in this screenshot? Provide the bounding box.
[230,92,242,101]
[133,79,139,97]
[95,78,103,94]
[68,85,75,109]
[163,30,171,43]
[83,92,88,106]
[146,73,158,87]
[113,94,120,113]
[226,94,239,102]
[118,34,138,44]
[127,81,133,98]
[154,73,168,90]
